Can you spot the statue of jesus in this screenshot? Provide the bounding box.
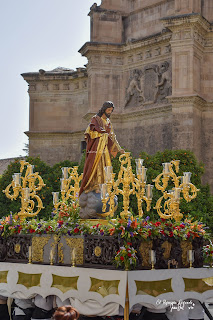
[79,101,124,218]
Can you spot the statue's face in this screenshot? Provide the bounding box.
[104,107,113,118]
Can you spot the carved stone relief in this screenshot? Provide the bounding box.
[124,60,172,108]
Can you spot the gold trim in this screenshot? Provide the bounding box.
[64,237,84,265]
[94,246,102,257]
[32,236,51,262]
[14,243,21,254]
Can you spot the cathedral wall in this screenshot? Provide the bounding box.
[123,0,174,41]
[28,132,84,166]
[202,0,213,23]
[201,106,213,188]
[202,38,213,100]
[113,108,172,156]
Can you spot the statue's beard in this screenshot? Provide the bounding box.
[104,112,111,118]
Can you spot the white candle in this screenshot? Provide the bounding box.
[150,250,155,262]
[50,249,54,262]
[146,184,153,199]
[29,246,32,259]
[141,166,147,182]
[188,250,193,261]
[52,192,59,205]
[101,183,107,200]
[163,163,170,174]
[60,178,65,191]
[72,248,76,262]
[104,166,112,182]
[62,167,68,179]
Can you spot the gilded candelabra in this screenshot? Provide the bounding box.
[52,166,83,210]
[153,160,199,221]
[101,152,153,219]
[3,160,45,221]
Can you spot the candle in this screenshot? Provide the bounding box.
[72,248,76,266]
[100,183,108,200]
[150,250,155,262]
[29,246,32,259]
[104,166,112,182]
[52,192,59,205]
[13,173,21,187]
[62,167,68,179]
[50,249,54,263]
[188,250,193,261]
[60,178,65,191]
[184,172,192,184]
[141,166,147,183]
[174,188,180,200]
[29,165,34,174]
[146,184,153,199]
[135,159,144,176]
[23,188,30,201]
[163,163,170,174]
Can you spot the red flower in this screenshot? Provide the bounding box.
[155,222,161,227]
[160,230,165,236]
[169,231,173,237]
[127,242,132,246]
[120,256,124,261]
[187,232,191,238]
[74,228,79,233]
[58,220,64,225]
[29,229,35,233]
[128,253,132,257]
[117,250,120,254]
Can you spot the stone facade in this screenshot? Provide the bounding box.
[22,0,213,191]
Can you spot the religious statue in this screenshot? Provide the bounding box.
[124,70,145,107]
[79,101,124,219]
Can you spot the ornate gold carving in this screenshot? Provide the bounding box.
[32,236,51,262]
[89,277,119,297]
[17,271,42,289]
[14,243,21,254]
[94,246,102,257]
[51,274,78,293]
[65,237,84,265]
[162,241,172,259]
[58,243,64,264]
[3,160,45,221]
[180,241,192,266]
[139,241,153,267]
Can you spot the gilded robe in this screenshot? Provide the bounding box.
[79,115,121,196]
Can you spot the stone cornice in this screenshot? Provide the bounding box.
[21,69,87,82]
[161,13,210,33]
[168,95,206,110]
[25,130,84,138]
[79,31,172,57]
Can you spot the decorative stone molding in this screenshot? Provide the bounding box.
[168,95,206,110]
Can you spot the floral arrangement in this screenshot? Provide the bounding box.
[203,241,213,266]
[114,243,137,270]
